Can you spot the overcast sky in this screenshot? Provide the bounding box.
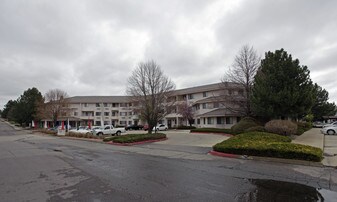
[1,0,337,109]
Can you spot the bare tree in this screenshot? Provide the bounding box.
[177,101,194,126]
[221,45,260,116]
[41,89,69,126]
[127,60,175,134]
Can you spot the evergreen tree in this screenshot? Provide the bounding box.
[251,49,314,119]
[1,100,17,119]
[311,83,337,121]
[9,88,43,126]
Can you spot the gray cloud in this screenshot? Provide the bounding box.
[1,0,337,109]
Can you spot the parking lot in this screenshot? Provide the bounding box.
[123,129,229,158]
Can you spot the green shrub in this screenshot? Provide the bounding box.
[265,120,297,136]
[232,132,291,143]
[104,133,166,143]
[172,125,196,130]
[103,136,118,142]
[245,126,265,132]
[231,117,260,134]
[190,128,233,134]
[213,132,322,162]
[36,129,57,135]
[296,122,312,135]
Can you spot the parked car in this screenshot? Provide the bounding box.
[125,125,144,130]
[93,125,126,136]
[143,124,149,131]
[69,126,89,133]
[321,125,337,135]
[313,121,324,128]
[153,124,168,131]
[323,121,337,128]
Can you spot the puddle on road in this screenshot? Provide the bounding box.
[236,179,337,202]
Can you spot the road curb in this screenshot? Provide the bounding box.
[208,150,241,158]
[209,150,324,167]
[106,138,168,146]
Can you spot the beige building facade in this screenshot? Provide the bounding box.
[64,82,243,129]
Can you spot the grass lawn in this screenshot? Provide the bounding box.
[213,132,322,162]
[103,133,166,143]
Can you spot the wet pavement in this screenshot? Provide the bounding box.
[1,120,337,201]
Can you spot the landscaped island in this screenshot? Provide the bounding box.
[103,133,167,144]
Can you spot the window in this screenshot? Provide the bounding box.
[82,111,93,116]
[203,92,207,97]
[195,104,200,110]
[95,121,101,126]
[120,103,128,107]
[104,125,110,130]
[202,103,207,109]
[103,103,108,107]
[83,103,88,107]
[217,117,224,124]
[104,121,109,125]
[237,117,241,123]
[129,112,133,115]
[119,112,127,116]
[228,90,232,95]
[119,121,127,125]
[74,112,78,116]
[111,111,117,116]
[104,112,109,116]
[188,94,194,99]
[207,117,213,124]
[96,103,100,107]
[112,103,119,107]
[128,121,132,125]
[182,95,187,100]
[197,119,200,124]
[226,117,233,124]
[95,112,101,116]
[213,102,219,108]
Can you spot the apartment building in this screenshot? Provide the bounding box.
[66,96,137,128]
[166,82,243,128]
[52,82,244,129]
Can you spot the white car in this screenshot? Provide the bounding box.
[323,121,337,128]
[70,126,92,134]
[321,126,337,135]
[153,124,168,131]
[93,125,126,136]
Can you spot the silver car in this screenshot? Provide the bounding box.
[321,125,337,135]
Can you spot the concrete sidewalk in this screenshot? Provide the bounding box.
[293,128,337,167]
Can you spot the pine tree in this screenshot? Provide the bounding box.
[251,49,314,119]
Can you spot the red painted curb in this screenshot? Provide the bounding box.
[190,131,233,137]
[209,150,240,158]
[107,138,168,146]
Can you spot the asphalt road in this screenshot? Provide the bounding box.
[1,120,337,202]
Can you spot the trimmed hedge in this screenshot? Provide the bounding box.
[231,117,260,134]
[190,128,233,134]
[265,120,297,136]
[172,125,196,130]
[36,129,57,135]
[245,126,265,133]
[103,133,166,143]
[213,132,322,162]
[66,132,101,139]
